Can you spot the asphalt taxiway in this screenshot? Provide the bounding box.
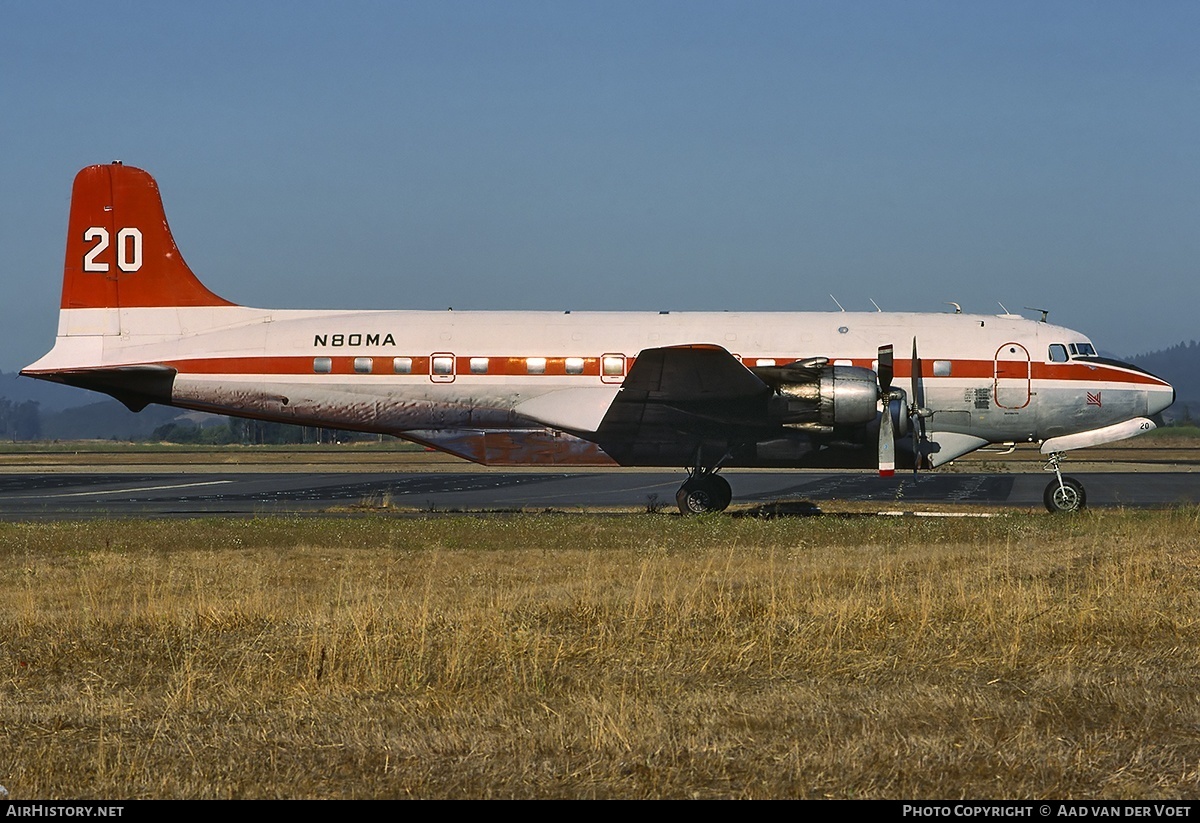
[0,469,1197,519]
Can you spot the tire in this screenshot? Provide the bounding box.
[709,474,733,512]
[1044,476,1086,513]
[675,475,733,514]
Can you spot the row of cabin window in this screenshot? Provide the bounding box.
[312,355,961,377]
[311,355,627,376]
[759,357,951,376]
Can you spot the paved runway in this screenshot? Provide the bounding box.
[0,470,1197,518]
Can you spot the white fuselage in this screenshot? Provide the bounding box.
[26,304,1175,467]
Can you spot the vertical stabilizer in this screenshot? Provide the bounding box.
[23,164,241,400]
[62,163,234,312]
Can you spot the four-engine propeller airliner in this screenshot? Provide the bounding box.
[22,163,1175,513]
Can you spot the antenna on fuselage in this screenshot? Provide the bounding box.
[1025,306,1050,323]
[946,302,962,314]
[869,298,882,312]
[830,294,846,312]
[996,301,1022,319]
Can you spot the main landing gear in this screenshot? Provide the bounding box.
[676,469,732,514]
[1043,451,1087,513]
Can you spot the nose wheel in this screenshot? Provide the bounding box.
[676,472,733,514]
[1044,476,1086,513]
[1043,452,1087,513]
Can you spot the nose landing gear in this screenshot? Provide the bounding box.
[1043,451,1087,513]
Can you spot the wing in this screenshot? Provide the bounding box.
[616,344,770,406]
[593,345,777,464]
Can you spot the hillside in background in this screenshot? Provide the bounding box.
[1127,341,1200,420]
[0,372,375,444]
[2,341,1197,441]
[39,400,197,441]
[0,371,92,413]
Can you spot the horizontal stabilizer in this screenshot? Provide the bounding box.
[26,365,177,412]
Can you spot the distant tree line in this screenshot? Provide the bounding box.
[0,399,42,440]
[0,395,377,444]
[149,418,377,445]
[1129,341,1200,421]
[1131,340,1200,378]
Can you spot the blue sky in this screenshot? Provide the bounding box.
[3,1,1198,371]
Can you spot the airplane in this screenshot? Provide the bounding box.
[22,162,1176,514]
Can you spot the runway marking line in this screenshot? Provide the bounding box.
[876,511,1001,518]
[7,480,236,500]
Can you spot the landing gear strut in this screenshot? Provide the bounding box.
[676,470,732,514]
[1043,451,1087,513]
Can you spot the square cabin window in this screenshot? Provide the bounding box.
[354,357,373,374]
[755,358,776,367]
[602,355,624,376]
[565,357,585,375]
[933,360,952,377]
[432,355,454,375]
[526,357,546,374]
[470,357,489,374]
[393,357,412,374]
[313,357,332,374]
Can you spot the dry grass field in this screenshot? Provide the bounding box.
[2,510,1200,799]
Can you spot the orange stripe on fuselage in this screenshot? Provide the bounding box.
[139,355,1169,387]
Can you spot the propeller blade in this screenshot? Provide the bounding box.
[878,344,894,392]
[910,337,925,474]
[879,391,895,477]
[910,338,922,411]
[875,344,897,477]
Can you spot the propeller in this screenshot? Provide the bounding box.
[910,337,924,474]
[877,345,896,477]
[909,337,928,473]
[877,342,928,477]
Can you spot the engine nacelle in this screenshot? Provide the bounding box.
[772,365,880,429]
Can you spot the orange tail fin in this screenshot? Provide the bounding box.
[62,163,235,310]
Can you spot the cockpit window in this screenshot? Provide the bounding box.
[1049,344,1068,363]
[1068,342,1097,358]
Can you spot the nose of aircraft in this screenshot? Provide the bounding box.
[1102,357,1175,418]
[1148,379,1176,417]
[1125,359,1176,418]
[1105,356,1176,418]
